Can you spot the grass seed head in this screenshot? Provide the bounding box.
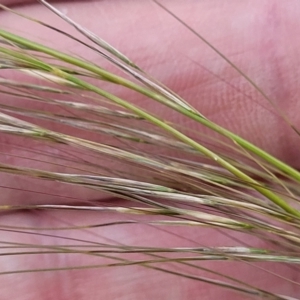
[0,1,300,299]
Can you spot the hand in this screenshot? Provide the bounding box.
[1,1,300,299]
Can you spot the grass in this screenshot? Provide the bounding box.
[0,1,300,299]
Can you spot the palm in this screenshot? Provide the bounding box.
[0,1,300,299]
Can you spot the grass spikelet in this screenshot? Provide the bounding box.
[0,1,300,299]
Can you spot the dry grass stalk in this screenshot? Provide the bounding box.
[0,1,300,299]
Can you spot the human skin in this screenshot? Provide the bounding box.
[1,0,300,299]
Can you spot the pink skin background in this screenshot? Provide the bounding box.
[1,0,300,299]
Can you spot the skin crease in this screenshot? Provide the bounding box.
[1,0,300,299]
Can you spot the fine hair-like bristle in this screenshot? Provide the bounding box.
[0,1,300,299]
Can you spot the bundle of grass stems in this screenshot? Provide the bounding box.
[0,1,300,299]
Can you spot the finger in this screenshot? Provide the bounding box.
[1,0,28,5]
[1,0,79,6]
[0,209,298,300]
